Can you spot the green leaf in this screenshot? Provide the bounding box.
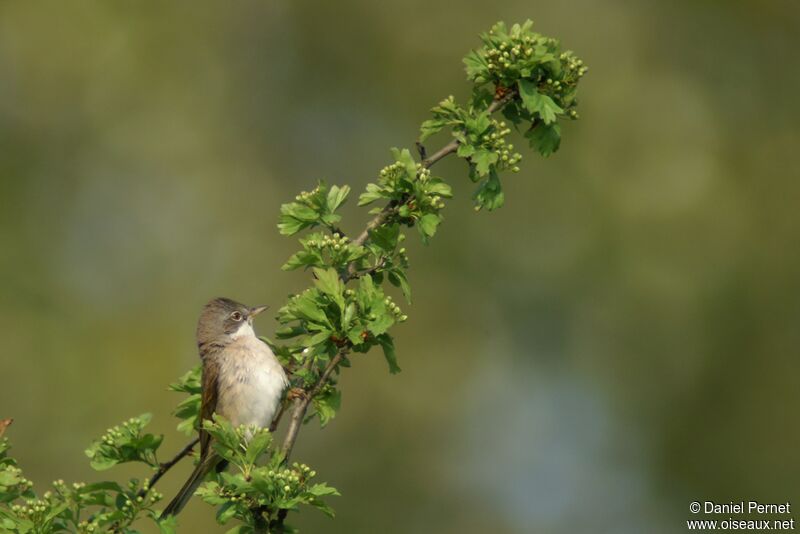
[465,113,491,140]
[157,515,179,534]
[456,143,476,158]
[470,86,494,109]
[426,180,453,198]
[169,366,201,394]
[278,203,320,236]
[282,249,323,271]
[518,80,563,124]
[377,334,401,374]
[358,183,384,206]
[369,223,400,252]
[474,172,505,211]
[420,119,448,142]
[326,184,350,213]
[463,49,488,80]
[216,502,238,525]
[244,431,273,465]
[471,149,498,177]
[293,294,330,326]
[388,270,412,303]
[0,470,20,486]
[368,311,394,336]
[312,267,344,310]
[312,389,341,428]
[393,147,418,177]
[417,213,441,241]
[525,122,561,156]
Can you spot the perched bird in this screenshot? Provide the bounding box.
[162,298,288,517]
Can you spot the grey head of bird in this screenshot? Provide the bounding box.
[196,297,268,348]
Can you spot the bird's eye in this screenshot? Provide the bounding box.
[231,311,243,321]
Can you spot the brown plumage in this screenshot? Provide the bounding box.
[161,298,288,517]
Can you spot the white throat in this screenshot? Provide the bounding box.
[230,320,256,340]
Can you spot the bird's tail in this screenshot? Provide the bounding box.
[160,454,217,518]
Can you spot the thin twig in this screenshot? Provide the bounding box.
[138,437,199,497]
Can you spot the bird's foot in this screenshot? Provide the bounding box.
[286,387,307,402]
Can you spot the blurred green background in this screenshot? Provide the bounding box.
[1,1,799,532]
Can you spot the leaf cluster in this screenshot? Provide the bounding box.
[196,417,338,532]
[420,20,587,210]
[84,414,163,471]
[169,367,202,436]
[1,433,168,534]
[277,268,404,378]
[1,402,332,532]
[278,182,350,236]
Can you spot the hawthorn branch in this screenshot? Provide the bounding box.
[422,92,514,168]
[280,352,345,458]
[346,91,514,279]
[278,91,517,464]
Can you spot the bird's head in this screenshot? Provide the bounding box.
[196,297,268,347]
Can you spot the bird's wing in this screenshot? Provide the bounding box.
[199,356,220,459]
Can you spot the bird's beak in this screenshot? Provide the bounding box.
[249,305,269,317]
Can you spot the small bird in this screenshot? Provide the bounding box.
[161,298,288,517]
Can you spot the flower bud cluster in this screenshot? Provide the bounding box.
[481,31,563,85]
[120,495,137,511]
[427,194,446,210]
[214,483,251,505]
[77,520,100,533]
[295,185,322,203]
[562,51,588,78]
[99,416,145,446]
[10,496,52,519]
[537,51,588,119]
[1,465,33,490]
[383,295,408,322]
[484,35,540,75]
[487,119,522,173]
[415,164,432,183]
[265,464,313,495]
[307,232,349,252]
[379,160,408,183]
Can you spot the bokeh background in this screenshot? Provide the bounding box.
[2,1,799,532]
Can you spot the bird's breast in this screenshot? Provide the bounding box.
[215,337,288,428]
